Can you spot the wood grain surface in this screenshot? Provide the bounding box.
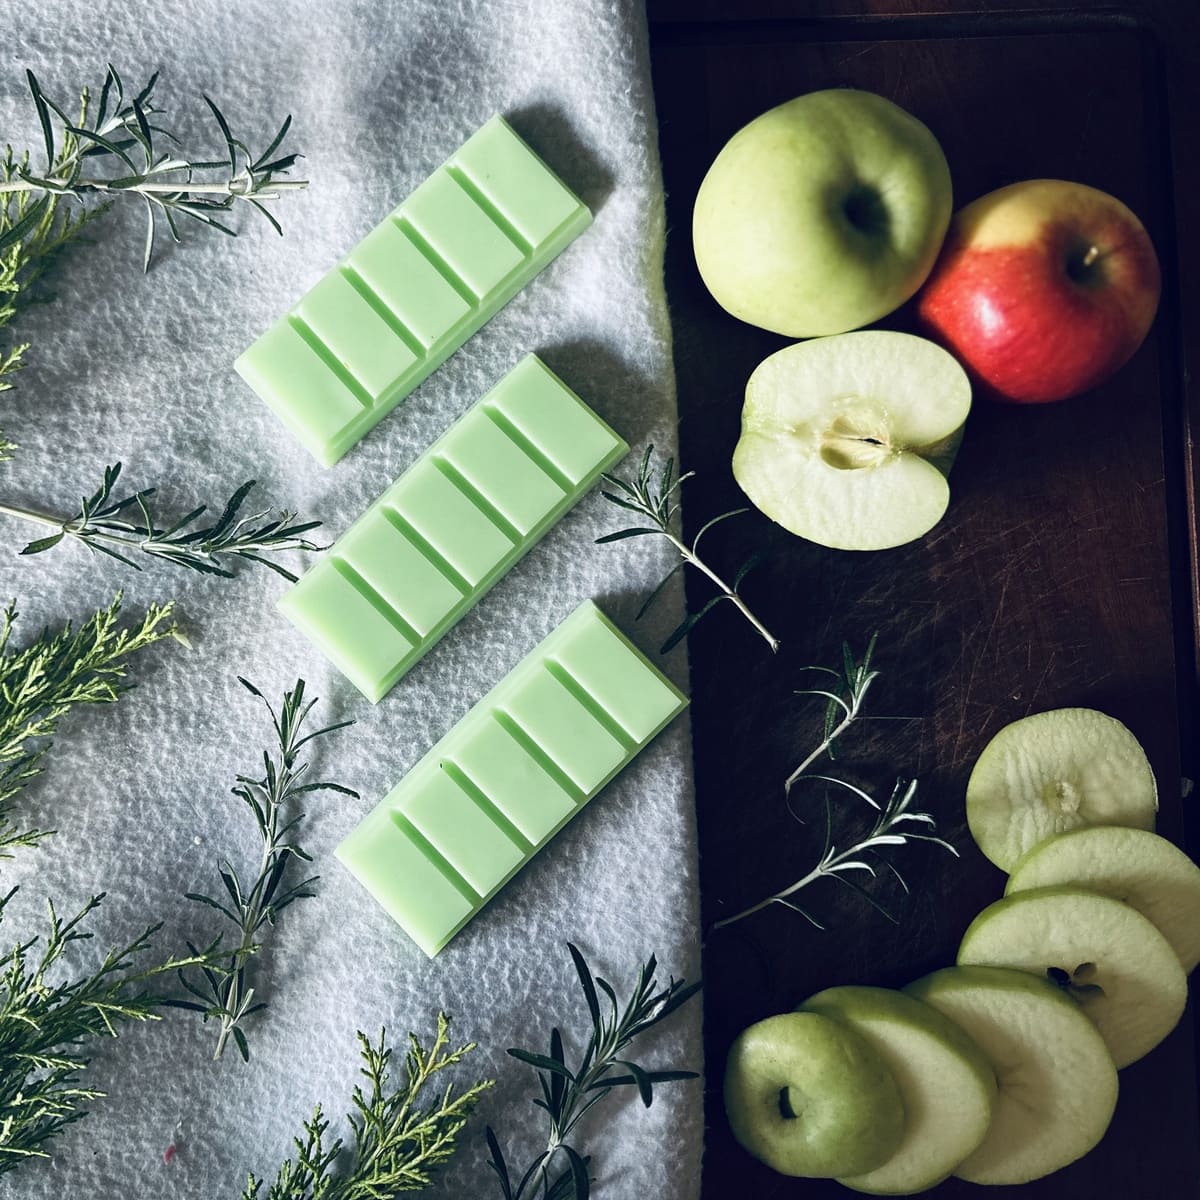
[647,4,1200,1196]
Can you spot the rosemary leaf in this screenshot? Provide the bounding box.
[597,445,778,653]
[0,594,179,853]
[178,678,356,1061]
[0,890,222,1175]
[712,638,957,932]
[243,1015,493,1199]
[487,944,700,1200]
[0,462,324,581]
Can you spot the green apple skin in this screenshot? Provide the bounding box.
[1007,826,1200,972]
[957,885,1187,1068]
[693,89,952,337]
[800,986,997,1195]
[906,965,1118,1186]
[965,706,1157,872]
[723,1011,906,1178]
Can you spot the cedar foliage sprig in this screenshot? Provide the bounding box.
[0,594,179,854]
[597,445,778,654]
[486,944,700,1200]
[0,462,324,581]
[176,678,357,1062]
[712,638,957,931]
[242,1016,493,1199]
[0,890,222,1174]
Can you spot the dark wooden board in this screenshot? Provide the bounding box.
[648,6,1200,1197]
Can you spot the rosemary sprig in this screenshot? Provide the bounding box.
[486,944,701,1200]
[176,678,356,1062]
[242,1016,493,1199]
[1,65,306,273]
[0,889,221,1175]
[0,594,179,854]
[0,462,323,581]
[712,639,957,931]
[0,66,305,456]
[597,445,778,654]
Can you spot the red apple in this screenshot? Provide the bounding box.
[916,180,1161,403]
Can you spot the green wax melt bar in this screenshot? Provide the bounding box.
[279,356,627,701]
[234,115,592,466]
[335,600,687,956]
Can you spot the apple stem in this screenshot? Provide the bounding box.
[668,532,781,653]
[1082,244,1101,268]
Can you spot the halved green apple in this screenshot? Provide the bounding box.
[965,707,1157,871]
[1008,826,1200,973]
[732,331,971,551]
[906,965,1117,1185]
[957,885,1187,1067]
[800,985,996,1194]
[723,1010,905,1178]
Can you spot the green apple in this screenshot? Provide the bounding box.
[1007,826,1200,972]
[800,985,996,1194]
[957,885,1187,1068]
[906,966,1117,1185]
[693,89,952,337]
[723,1010,905,1177]
[732,331,971,551]
[965,707,1157,871]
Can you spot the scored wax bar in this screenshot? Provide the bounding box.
[234,115,592,466]
[278,356,628,702]
[335,601,688,957]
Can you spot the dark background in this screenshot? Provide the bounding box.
[645,1,1200,1196]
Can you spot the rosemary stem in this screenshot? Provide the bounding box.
[0,502,62,530]
[665,532,780,653]
[710,862,825,930]
[0,178,306,197]
[784,709,856,793]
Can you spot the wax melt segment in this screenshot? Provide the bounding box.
[336,601,688,956]
[278,356,628,702]
[235,115,592,465]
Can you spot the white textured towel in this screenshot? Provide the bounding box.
[0,2,702,1196]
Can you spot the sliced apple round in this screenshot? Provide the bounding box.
[1008,826,1200,973]
[906,965,1117,1186]
[800,985,997,1195]
[723,1010,906,1178]
[732,331,971,551]
[957,885,1186,1068]
[965,707,1157,871]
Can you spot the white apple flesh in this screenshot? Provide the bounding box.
[733,331,971,551]
[1007,826,1200,972]
[965,707,1157,871]
[723,1010,906,1178]
[693,89,952,337]
[906,965,1117,1186]
[957,885,1187,1068]
[800,985,997,1195]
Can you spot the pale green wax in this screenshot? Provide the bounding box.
[234,115,592,466]
[335,601,688,957]
[278,355,628,702]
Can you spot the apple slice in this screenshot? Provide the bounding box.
[723,1010,905,1178]
[1008,826,1200,972]
[957,885,1187,1067]
[906,965,1117,1185]
[965,707,1157,871]
[732,331,971,551]
[800,985,996,1195]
